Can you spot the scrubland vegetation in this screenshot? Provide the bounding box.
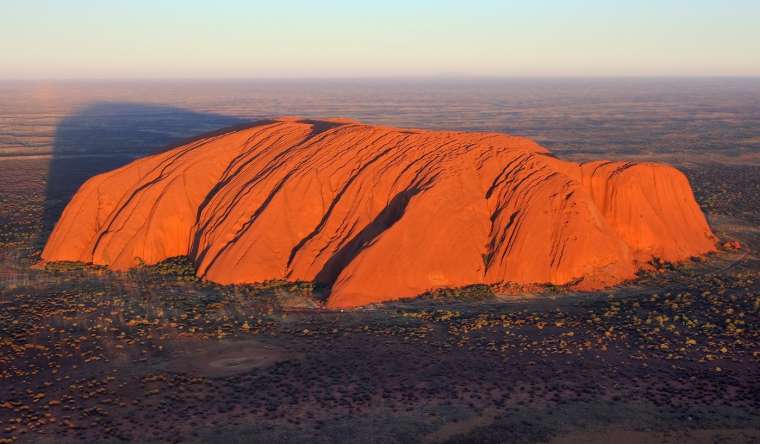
[0,158,758,443]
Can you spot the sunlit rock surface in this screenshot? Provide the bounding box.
[42,118,717,307]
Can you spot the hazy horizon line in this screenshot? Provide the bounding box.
[3,75,760,82]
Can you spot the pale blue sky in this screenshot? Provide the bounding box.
[1,0,758,78]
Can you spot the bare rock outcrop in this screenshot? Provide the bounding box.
[42,118,717,307]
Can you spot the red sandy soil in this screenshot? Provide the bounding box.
[41,118,716,307]
[165,339,300,378]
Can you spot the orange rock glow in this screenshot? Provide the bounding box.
[42,118,717,307]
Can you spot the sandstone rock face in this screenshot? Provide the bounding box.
[42,118,717,307]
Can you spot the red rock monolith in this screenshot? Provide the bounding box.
[41,118,717,307]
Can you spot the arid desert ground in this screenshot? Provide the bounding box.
[0,79,758,443]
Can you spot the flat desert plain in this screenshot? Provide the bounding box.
[0,79,758,443]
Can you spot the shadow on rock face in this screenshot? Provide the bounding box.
[41,102,252,242]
